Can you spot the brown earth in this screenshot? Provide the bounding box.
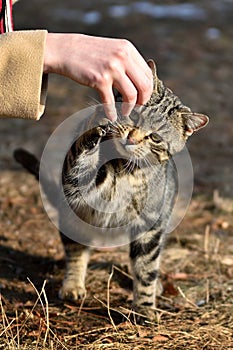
[0,1,233,349]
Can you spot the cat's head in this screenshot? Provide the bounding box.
[110,60,209,164]
[146,59,209,139]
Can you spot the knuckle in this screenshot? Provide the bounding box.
[100,72,111,85]
[140,75,154,100]
[120,38,132,50]
[115,39,132,60]
[88,71,100,87]
[139,82,148,94]
[141,83,152,96]
[126,90,137,103]
[90,71,110,88]
[107,58,119,72]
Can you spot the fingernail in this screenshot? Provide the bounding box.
[109,115,117,122]
[122,102,133,117]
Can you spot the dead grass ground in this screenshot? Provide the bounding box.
[0,172,233,349]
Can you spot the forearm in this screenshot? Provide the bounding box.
[0,30,48,120]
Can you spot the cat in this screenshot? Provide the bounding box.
[14,59,209,324]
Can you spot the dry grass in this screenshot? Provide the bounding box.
[0,173,233,349]
[1,232,233,350]
[0,281,68,350]
[1,290,232,349]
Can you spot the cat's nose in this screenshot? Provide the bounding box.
[127,135,136,145]
[127,130,137,145]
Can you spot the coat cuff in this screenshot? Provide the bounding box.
[0,30,48,120]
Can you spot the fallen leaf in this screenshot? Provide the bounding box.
[221,256,233,266]
[170,272,189,280]
[163,281,179,296]
[152,335,168,342]
[137,327,150,338]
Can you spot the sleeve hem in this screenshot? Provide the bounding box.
[0,30,48,120]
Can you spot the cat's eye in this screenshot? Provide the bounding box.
[150,133,163,143]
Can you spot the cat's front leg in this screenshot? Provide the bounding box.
[59,242,90,301]
[130,227,164,324]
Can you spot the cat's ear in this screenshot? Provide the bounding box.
[147,59,162,95]
[147,59,157,77]
[182,113,209,136]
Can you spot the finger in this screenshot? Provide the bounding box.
[98,87,118,122]
[125,50,154,105]
[114,75,138,117]
[127,64,153,105]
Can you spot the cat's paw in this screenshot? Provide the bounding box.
[85,127,105,150]
[96,125,108,138]
[131,306,157,325]
[97,118,112,136]
[59,282,86,301]
[98,117,110,128]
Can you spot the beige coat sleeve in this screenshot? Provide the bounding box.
[0,30,48,120]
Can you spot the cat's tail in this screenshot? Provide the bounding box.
[14,148,40,180]
[13,148,58,209]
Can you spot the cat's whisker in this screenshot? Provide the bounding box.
[110,125,120,132]
[124,159,133,174]
[114,119,126,131]
[142,156,153,170]
[136,157,140,170]
[108,123,118,129]
[116,110,124,122]
[88,96,100,105]
[118,157,133,175]
[129,156,137,174]
[108,129,120,136]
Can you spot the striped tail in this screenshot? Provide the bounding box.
[14,148,39,180]
[14,148,58,209]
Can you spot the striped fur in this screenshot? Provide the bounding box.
[15,60,209,324]
[60,60,208,323]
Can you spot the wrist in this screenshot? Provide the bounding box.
[43,32,64,74]
[43,32,85,75]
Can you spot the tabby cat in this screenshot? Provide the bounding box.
[14,60,209,324]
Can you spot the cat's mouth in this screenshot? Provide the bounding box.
[106,123,146,158]
[119,137,138,153]
[113,134,146,160]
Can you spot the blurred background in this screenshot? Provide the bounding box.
[1,0,232,198]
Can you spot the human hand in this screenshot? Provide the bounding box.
[43,33,153,121]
